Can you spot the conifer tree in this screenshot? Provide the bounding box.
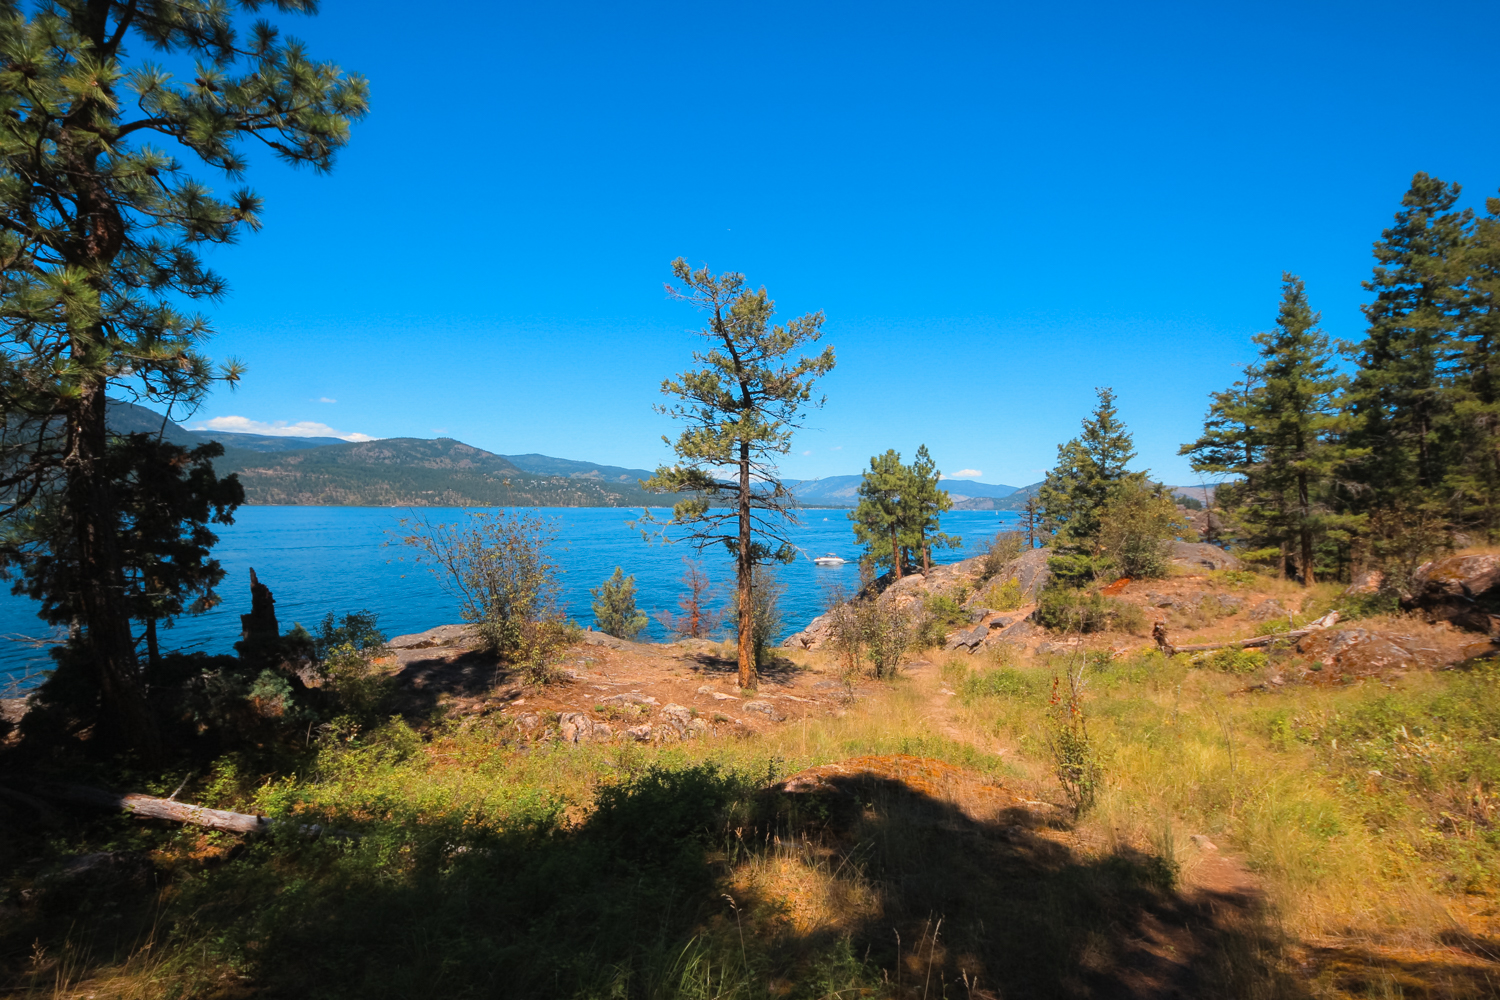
[850,448,908,578]
[1346,173,1472,507]
[0,2,366,754]
[591,567,648,640]
[903,444,958,573]
[1036,388,1136,548]
[642,260,834,689]
[1250,274,1352,584]
[1184,276,1354,582]
[1450,194,1500,534]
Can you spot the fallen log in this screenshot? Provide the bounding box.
[1161,611,1340,655]
[38,783,274,834]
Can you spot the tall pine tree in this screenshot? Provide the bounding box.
[0,2,366,754]
[1346,173,1471,508]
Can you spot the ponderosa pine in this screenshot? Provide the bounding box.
[0,2,365,755]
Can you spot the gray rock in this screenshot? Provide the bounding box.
[1248,599,1286,622]
[581,631,636,651]
[624,724,653,742]
[742,699,787,722]
[1169,541,1243,572]
[388,623,479,650]
[661,703,695,732]
[600,692,658,707]
[558,712,612,743]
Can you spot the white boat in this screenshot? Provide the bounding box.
[813,553,846,566]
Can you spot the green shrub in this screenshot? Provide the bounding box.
[985,577,1024,611]
[1336,588,1401,621]
[981,531,1025,580]
[1096,480,1185,579]
[959,667,1037,704]
[591,566,648,639]
[1192,647,1268,673]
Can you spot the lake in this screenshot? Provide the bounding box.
[0,506,1021,691]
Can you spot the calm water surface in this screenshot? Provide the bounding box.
[0,506,1020,690]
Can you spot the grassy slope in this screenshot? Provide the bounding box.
[5,581,1500,997]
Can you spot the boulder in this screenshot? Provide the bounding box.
[1169,542,1243,572]
[388,624,479,650]
[742,699,787,722]
[1296,628,1440,675]
[558,712,612,743]
[1248,599,1285,622]
[1404,554,1500,634]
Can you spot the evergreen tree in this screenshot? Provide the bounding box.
[1450,193,1500,534]
[0,2,366,754]
[1035,387,1137,548]
[1346,173,1472,508]
[642,260,834,689]
[1184,276,1354,583]
[850,448,908,578]
[902,444,959,573]
[3,434,243,720]
[591,567,648,640]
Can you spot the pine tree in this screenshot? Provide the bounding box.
[1346,173,1472,508]
[1036,387,1137,548]
[903,444,958,573]
[850,448,908,578]
[642,260,834,689]
[591,567,648,640]
[1450,194,1500,534]
[1184,275,1354,583]
[1250,274,1352,584]
[0,3,366,754]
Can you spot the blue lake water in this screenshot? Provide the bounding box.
[0,506,1020,691]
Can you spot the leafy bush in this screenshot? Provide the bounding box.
[1336,588,1402,621]
[984,576,1023,611]
[1036,588,1111,632]
[981,531,1025,580]
[400,509,572,684]
[1178,495,1204,510]
[1096,479,1185,579]
[591,566,648,639]
[1219,569,1258,588]
[864,598,916,678]
[1110,600,1148,635]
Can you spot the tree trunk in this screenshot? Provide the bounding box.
[145,616,160,672]
[737,440,754,690]
[1278,541,1288,581]
[66,382,159,759]
[1298,469,1315,587]
[890,526,902,580]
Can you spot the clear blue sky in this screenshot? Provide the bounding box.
[179,0,1500,487]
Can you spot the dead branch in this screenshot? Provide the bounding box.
[1160,611,1340,655]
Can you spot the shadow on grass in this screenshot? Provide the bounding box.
[5,760,1497,999]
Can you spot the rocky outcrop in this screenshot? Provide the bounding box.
[388,624,479,650]
[1296,628,1442,675]
[1403,554,1500,634]
[782,548,1050,651]
[1168,542,1242,572]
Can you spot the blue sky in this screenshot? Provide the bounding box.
[176,0,1500,487]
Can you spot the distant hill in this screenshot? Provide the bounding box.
[191,430,347,452]
[788,475,863,507]
[502,453,654,485]
[790,475,1020,508]
[938,480,1018,500]
[104,401,660,508]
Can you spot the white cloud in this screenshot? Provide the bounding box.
[190,415,376,442]
[829,445,843,451]
[801,450,812,456]
[945,469,983,479]
[315,397,337,404]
